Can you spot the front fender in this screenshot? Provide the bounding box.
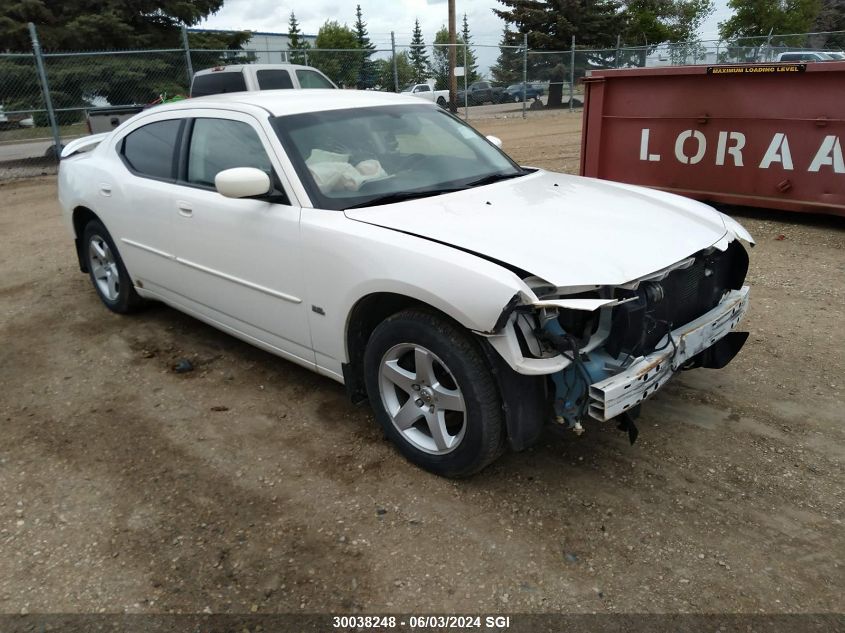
[300,208,537,373]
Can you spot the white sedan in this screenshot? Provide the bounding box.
[58,89,753,477]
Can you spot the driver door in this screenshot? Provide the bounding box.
[164,112,314,368]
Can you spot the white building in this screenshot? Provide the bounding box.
[189,29,318,64]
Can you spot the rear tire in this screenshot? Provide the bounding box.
[82,219,144,314]
[364,309,504,478]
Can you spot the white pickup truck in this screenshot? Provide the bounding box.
[402,83,449,108]
[190,63,337,97]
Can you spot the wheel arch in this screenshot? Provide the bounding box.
[343,291,456,403]
[71,205,102,272]
[342,291,547,452]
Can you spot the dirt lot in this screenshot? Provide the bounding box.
[1,112,843,616]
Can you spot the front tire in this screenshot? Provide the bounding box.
[364,309,504,477]
[82,219,144,314]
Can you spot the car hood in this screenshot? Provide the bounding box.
[344,170,734,288]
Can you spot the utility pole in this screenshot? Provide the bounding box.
[448,0,457,113]
[391,31,399,92]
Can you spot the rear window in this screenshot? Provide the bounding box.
[121,119,181,180]
[191,70,247,97]
[295,69,335,89]
[257,69,294,90]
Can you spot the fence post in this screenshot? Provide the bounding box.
[569,35,575,112]
[181,26,194,89]
[28,22,62,160]
[391,31,399,92]
[522,33,528,120]
[462,43,468,121]
[615,34,622,68]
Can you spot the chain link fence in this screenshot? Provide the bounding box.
[2,23,843,180]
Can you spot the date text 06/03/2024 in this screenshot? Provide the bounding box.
[331,615,512,629]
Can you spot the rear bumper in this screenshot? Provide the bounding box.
[588,286,750,421]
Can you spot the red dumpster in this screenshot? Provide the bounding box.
[580,62,845,216]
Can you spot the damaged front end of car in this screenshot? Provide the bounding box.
[481,238,751,445]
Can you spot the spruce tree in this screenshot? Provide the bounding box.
[490,27,523,84]
[288,11,311,65]
[408,19,431,83]
[460,14,481,84]
[354,5,378,89]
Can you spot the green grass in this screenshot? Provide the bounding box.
[0,122,88,144]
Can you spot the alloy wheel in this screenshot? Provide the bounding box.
[378,343,466,454]
[88,234,120,301]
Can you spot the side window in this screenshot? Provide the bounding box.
[187,118,274,187]
[121,119,181,180]
[191,71,247,97]
[257,69,294,90]
[417,85,431,92]
[296,69,336,89]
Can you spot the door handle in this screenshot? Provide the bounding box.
[177,202,193,218]
[99,183,112,196]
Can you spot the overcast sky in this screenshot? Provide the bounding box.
[199,0,734,73]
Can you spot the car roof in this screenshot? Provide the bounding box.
[194,63,313,75]
[155,89,432,117]
[778,51,828,57]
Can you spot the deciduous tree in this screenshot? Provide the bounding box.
[313,20,360,87]
[0,0,230,50]
[0,0,250,124]
[375,52,415,90]
[719,0,822,40]
[431,25,480,90]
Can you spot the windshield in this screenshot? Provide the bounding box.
[271,104,523,210]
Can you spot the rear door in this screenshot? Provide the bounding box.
[108,114,187,287]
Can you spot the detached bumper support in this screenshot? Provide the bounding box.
[588,286,750,421]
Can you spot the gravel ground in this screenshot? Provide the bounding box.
[0,112,843,615]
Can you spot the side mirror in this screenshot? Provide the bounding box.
[486,135,503,149]
[215,167,271,199]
